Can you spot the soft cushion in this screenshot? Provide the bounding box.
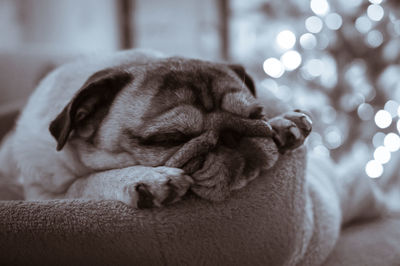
[0,148,306,265]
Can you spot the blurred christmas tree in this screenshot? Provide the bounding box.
[229,0,400,178]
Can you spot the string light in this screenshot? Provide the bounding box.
[317,33,329,49]
[310,0,330,16]
[384,133,400,152]
[355,16,372,34]
[367,4,384,22]
[305,16,323,33]
[321,106,337,124]
[393,21,400,36]
[303,59,324,77]
[372,132,386,148]
[397,120,400,133]
[276,30,296,50]
[366,30,384,48]
[365,160,383,178]
[325,126,342,149]
[263,58,285,78]
[338,0,362,8]
[300,33,317,49]
[280,50,302,71]
[357,103,374,121]
[312,144,330,157]
[384,100,399,117]
[373,146,391,164]
[374,110,392,128]
[325,13,343,30]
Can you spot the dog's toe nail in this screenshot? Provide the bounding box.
[302,115,313,126]
[289,126,301,139]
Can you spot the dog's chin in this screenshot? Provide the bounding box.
[187,137,279,201]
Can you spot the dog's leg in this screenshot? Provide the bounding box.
[308,153,391,226]
[65,166,193,208]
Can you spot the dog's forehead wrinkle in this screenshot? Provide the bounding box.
[141,68,214,118]
[146,61,244,115]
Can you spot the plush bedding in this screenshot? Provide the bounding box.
[0,148,307,265]
[1,147,399,266]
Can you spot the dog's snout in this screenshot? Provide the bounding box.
[220,130,242,149]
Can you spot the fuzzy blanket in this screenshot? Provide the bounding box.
[0,148,308,265]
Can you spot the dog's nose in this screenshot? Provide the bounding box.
[220,129,242,149]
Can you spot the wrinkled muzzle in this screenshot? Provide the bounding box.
[165,112,279,201]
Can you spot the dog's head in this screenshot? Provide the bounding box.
[50,55,278,200]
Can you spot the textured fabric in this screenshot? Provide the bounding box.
[0,148,307,265]
[324,217,400,266]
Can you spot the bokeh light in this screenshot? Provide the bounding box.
[357,103,374,121]
[397,120,400,133]
[312,144,330,157]
[317,33,330,49]
[384,100,399,117]
[374,146,391,164]
[372,132,386,148]
[384,133,400,152]
[276,30,296,50]
[299,33,317,49]
[340,93,365,112]
[320,55,337,88]
[324,126,342,149]
[374,110,392,128]
[366,30,383,48]
[365,160,383,178]
[325,13,343,30]
[367,4,384,22]
[280,50,302,71]
[383,39,400,62]
[303,59,324,77]
[260,79,293,101]
[355,16,372,34]
[321,106,337,124]
[228,0,400,176]
[393,20,400,36]
[263,58,285,78]
[305,16,323,33]
[310,0,330,16]
[369,0,382,4]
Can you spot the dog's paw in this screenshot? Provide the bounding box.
[268,110,312,154]
[122,167,193,209]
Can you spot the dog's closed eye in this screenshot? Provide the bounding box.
[140,132,193,147]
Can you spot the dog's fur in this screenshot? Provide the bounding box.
[0,50,312,208]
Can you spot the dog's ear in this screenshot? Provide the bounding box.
[49,68,133,151]
[228,64,256,96]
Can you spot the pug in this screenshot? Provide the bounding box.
[0,50,312,208]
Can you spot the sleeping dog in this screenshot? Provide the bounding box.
[0,50,312,208]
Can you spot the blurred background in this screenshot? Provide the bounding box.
[1,0,400,179]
